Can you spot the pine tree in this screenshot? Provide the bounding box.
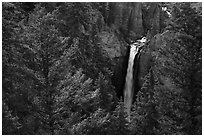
[72,108,110,135]
[56,2,112,79]
[94,73,117,110]
[149,23,201,134]
[107,99,130,135]
[54,69,100,134]
[55,70,118,134]
[130,70,159,135]
[2,3,115,134]
[14,5,69,134]
[165,3,202,134]
[2,2,33,134]
[130,3,202,135]
[72,99,130,135]
[2,101,22,134]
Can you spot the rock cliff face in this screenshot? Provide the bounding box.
[97,2,163,58]
[96,2,165,98]
[143,3,162,37]
[97,31,126,59]
[108,2,144,41]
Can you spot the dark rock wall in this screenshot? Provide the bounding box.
[112,46,130,99]
[145,3,161,37]
[97,2,164,98]
[107,2,144,41]
[137,49,153,90]
[133,49,142,98]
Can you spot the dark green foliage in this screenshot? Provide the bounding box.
[2,2,117,134]
[72,99,130,135]
[18,6,70,134]
[54,69,122,135]
[148,28,201,135]
[94,73,117,110]
[130,71,159,135]
[55,2,111,79]
[2,3,32,134]
[72,108,109,134]
[2,102,21,134]
[169,3,202,37]
[54,69,97,134]
[106,100,130,134]
[2,2,202,135]
[166,3,202,134]
[130,3,201,135]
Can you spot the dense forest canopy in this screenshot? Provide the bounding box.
[2,2,202,135]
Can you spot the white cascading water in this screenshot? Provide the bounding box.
[124,37,146,122]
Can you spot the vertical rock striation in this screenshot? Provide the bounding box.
[97,2,165,101]
[107,3,144,41]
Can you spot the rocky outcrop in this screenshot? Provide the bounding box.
[98,2,164,59]
[106,2,163,40]
[97,30,127,59]
[107,2,144,41]
[96,2,166,98]
[143,3,162,37]
[136,49,152,89]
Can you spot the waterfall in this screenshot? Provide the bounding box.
[124,37,146,121]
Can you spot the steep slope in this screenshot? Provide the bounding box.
[96,2,165,98]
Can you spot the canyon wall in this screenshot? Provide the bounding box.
[97,2,165,98]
